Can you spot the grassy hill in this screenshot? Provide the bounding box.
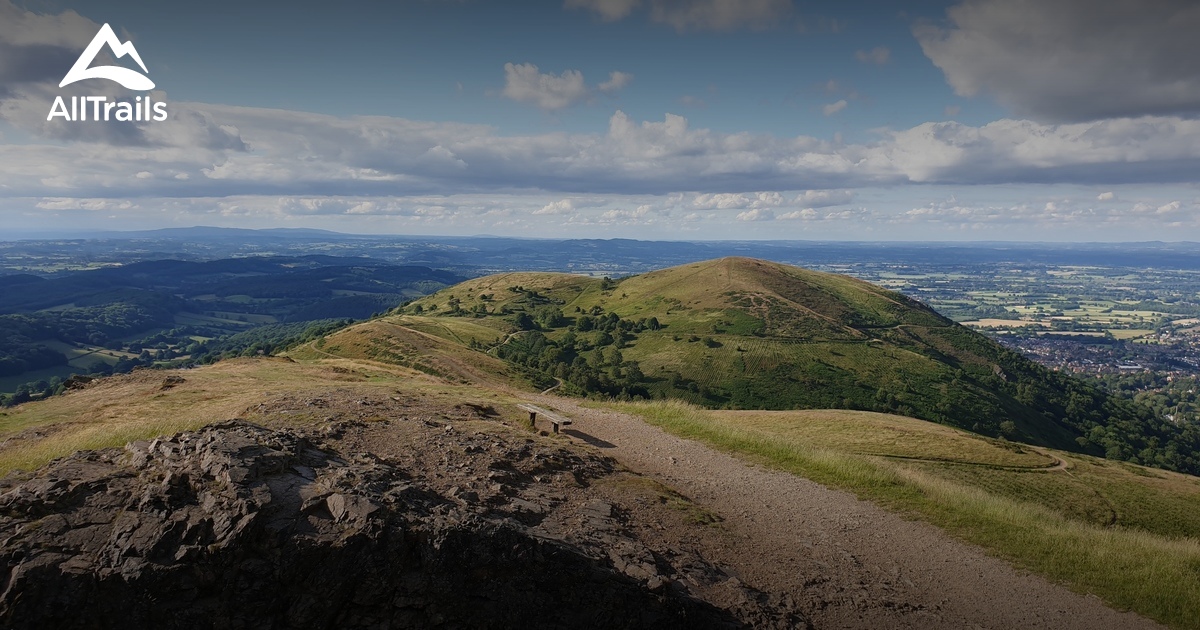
[1,319,1198,626]
[391,257,1200,473]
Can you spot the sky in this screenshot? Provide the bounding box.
[1,0,1198,241]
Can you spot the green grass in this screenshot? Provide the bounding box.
[607,400,1200,629]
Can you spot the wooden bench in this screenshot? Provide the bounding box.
[518,404,573,434]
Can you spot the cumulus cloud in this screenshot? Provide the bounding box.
[915,0,1200,122]
[822,99,848,116]
[501,63,588,111]
[501,63,630,111]
[566,0,793,32]
[598,71,633,93]
[794,189,854,207]
[1097,191,1116,201]
[534,199,577,215]
[777,208,818,220]
[735,208,774,221]
[854,47,890,64]
[692,192,784,210]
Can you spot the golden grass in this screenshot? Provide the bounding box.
[0,357,507,476]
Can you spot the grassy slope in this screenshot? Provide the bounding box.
[0,355,527,477]
[404,257,1089,450]
[607,400,1200,629]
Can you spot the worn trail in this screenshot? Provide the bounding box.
[534,394,1163,630]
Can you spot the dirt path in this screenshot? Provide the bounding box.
[533,395,1164,630]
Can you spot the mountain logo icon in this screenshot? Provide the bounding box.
[60,23,154,91]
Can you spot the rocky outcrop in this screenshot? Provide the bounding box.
[0,421,803,629]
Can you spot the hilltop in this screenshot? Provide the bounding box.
[392,257,1198,472]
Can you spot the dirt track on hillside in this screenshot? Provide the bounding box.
[532,394,1164,630]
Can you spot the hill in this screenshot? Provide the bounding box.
[0,369,801,629]
[394,257,1200,473]
[0,354,1190,627]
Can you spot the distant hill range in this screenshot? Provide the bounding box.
[0,256,462,396]
[331,257,1198,473]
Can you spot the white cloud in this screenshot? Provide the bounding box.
[501,63,588,111]
[736,208,774,221]
[1155,201,1182,215]
[5,106,1200,203]
[794,189,854,207]
[534,199,576,215]
[692,192,784,210]
[854,47,890,64]
[501,63,630,111]
[823,99,848,116]
[598,70,633,93]
[35,198,134,211]
[1097,191,1116,201]
[778,208,818,220]
[915,0,1200,122]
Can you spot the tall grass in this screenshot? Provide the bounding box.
[612,399,1200,629]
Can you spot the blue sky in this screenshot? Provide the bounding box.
[1,0,1198,240]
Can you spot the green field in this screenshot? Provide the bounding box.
[607,400,1200,629]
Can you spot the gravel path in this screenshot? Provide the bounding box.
[533,395,1164,630]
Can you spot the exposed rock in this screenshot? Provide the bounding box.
[0,420,805,629]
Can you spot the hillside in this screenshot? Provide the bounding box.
[393,257,1199,473]
[0,371,802,629]
[0,355,1184,628]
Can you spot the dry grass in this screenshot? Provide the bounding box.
[715,408,1055,468]
[0,356,515,476]
[608,399,1200,629]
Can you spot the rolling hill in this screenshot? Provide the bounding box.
[2,271,1198,626]
[372,256,1199,473]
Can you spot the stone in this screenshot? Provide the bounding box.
[0,421,790,629]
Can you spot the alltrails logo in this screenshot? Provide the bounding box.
[47,23,168,122]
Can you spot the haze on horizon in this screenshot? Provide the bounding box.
[1,0,1197,241]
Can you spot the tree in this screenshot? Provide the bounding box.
[513,312,537,331]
